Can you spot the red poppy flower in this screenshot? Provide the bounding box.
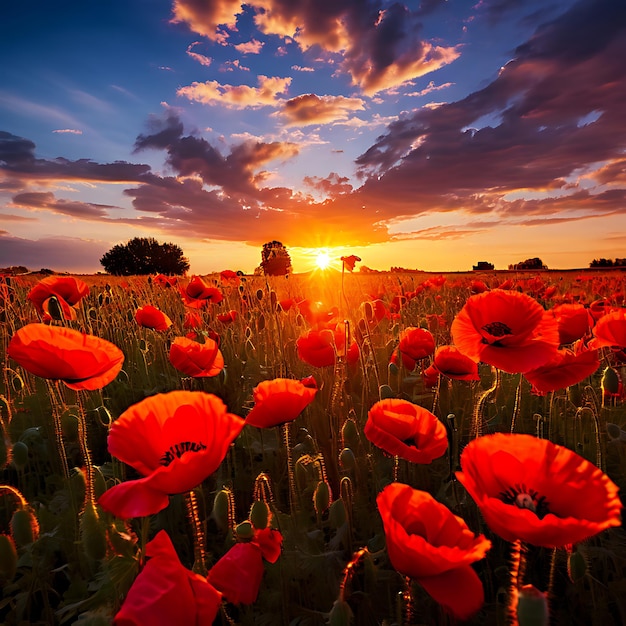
[362,299,390,328]
[152,274,177,287]
[98,391,244,518]
[296,325,359,368]
[219,269,240,285]
[183,310,203,330]
[135,305,172,331]
[549,303,593,345]
[470,279,489,294]
[590,309,626,349]
[114,530,221,626]
[456,433,622,548]
[377,483,491,620]
[27,276,89,320]
[297,299,339,327]
[169,337,224,377]
[430,345,480,381]
[8,323,124,391]
[364,399,448,464]
[524,348,600,395]
[340,255,361,272]
[206,527,282,605]
[217,310,238,324]
[180,275,224,308]
[398,327,436,370]
[451,290,560,373]
[246,377,318,428]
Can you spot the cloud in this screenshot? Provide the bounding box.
[234,39,264,54]
[303,172,353,197]
[11,191,118,219]
[277,93,366,126]
[186,41,212,66]
[348,0,626,222]
[0,232,110,273]
[171,0,461,94]
[177,75,292,108]
[52,129,83,135]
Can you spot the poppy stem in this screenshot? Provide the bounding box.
[185,489,207,576]
[507,539,527,626]
[338,547,368,603]
[510,374,523,433]
[282,423,296,516]
[48,382,70,481]
[76,393,95,506]
[472,366,499,439]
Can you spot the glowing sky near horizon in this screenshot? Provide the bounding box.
[1,0,625,274]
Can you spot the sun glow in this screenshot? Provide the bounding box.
[315,251,332,270]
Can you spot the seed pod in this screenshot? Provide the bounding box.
[0,535,18,585]
[80,501,107,561]
[328,599,353,626]
[256,289,264,301]
[606,423,622,441]
[10,507,39,547]
[379,384,394,399]
[46,296,65,321]
[212,489,232,532]
[249,500,270,530]
[341,418,360,449]
[257,314,266,332]
[235,521,254,540]
[11,441,29,469]
[313,481,331,516]
[567,549,587,583]
[61,409,80,442]
[339,448,356,473]
[601,366,620,395]
[516,584,549,626]
[329,498,347,529]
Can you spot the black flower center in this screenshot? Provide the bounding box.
[160,441,207,466]
[499,484,550,519]
[482,321,513,337]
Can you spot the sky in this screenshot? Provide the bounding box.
[1,0,625,274]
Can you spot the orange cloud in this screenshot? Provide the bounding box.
[234,39,264,54]
[278,93,366,126]
[177,75,292,108]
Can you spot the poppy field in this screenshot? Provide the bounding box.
[1,269,625,625]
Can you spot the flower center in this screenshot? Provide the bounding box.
[160,441,207,466]
[500,484,550,519]
[482,321,513,337]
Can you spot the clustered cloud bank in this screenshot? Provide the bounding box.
[1,0,625,266]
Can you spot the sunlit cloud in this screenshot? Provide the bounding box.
[186,41,212,66]
[234,39,264,54]
[277,93,366,126]
[177,75,292,108]
[52,129,83,135]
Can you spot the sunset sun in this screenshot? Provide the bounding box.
[315,251,332,270]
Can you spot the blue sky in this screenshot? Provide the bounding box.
[1,0,625,273]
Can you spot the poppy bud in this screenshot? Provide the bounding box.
[61,409,80,442]
[339,448,356,473]
[341,418,360,449]
[93,465,107,500]
[80,501,107,561]
[328,598,353,626]
[249,500,270,530]
[0,535,17,585]
[516,584,549,626]
[11,441,28,469]
[70,468,86,507]
[328,498,347,529]
[568,384,583,407]
[235,520,255,540]
[388,361,399,377]
[10,507,39,547]
[379,384,395,399]
[567,548,587,583]
[11,373,24,393]
[601,366,620,395]
[257,314,266,332]
[256,289,264,301]
[606,422,622,441]
[212,489,232,532]
[313,481,331,516]
[45,295,65,321]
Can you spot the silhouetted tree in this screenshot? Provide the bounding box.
[100,237,190,276]
[508,257,548,270]
[260,240,292,276]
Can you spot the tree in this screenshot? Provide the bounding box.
[259,241,292,276]
[508,257,548,270]
[100,237,190,276]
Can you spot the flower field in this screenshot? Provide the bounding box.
[1,269,625,625]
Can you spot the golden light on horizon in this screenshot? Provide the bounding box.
[315,251,332,270]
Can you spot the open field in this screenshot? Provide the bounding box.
[1,269,625,625]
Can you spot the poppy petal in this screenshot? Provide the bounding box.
[98,479,170,518]
[418,565,485,621]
